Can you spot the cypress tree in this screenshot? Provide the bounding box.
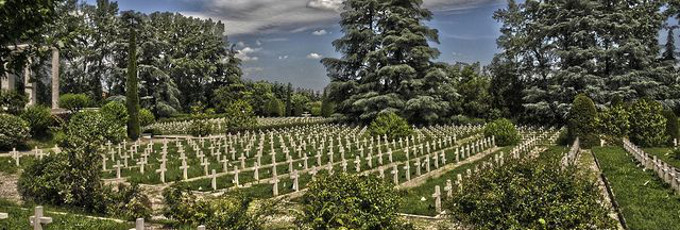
[662,27,677,62]
[125,15,141,140]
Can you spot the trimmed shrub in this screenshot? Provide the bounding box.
[321,100,335,117]
[567,94,598,148]
[64,110,126,148]
[101,101,129,127]
[0,113,30,150]
[445,153,615,229]
[662,110,678,146]
[369,111,412,140]
[296,172,414,230]
[139,109,155,127]
[0,90,28,115]
[20,105,53,137]
[629,99,667,147]
[59,93,91,112]
[483,118,520,146]
[17,153,70,206]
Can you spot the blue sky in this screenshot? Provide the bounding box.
[87,0,507,91]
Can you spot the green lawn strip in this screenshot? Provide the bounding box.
[592,147,680,230]
[643,147,680,169]
[0,199,132,230]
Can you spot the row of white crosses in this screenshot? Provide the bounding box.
[623,138,680,193]
[8,145,61,167]
[430,128,555,214]
[147,116,334,135]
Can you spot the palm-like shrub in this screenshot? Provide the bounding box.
[20,105,53,137]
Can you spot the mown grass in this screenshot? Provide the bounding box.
[0,199,132,230]
[592,146,680,230]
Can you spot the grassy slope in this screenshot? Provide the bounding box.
[592,147,680,230]
[0,199,132,230]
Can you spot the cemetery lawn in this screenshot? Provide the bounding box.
[642,148,680,169]
[592,147,680,230]
[0,199,132,230]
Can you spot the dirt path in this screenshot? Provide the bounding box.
[0,172,21,204]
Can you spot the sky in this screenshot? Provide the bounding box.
[84,0,680,91]
[84,0,510,90]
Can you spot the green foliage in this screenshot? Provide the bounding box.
[163,183,275,229]
[225,100,257,132]
[455,67,492,119]
[0,113,30,150]
[450,115,486,126]
[445,156,615,229]
[0,0,58,76]
[126,23,141,140]
[291,93,310,116]
[308,101,322,116]
[59,93,91,112]
[20,105,53,137]
[189,118,212,137]
[100,101,129,128]
[265,97,285,117]
[597,104,630,138]
[104,184,152,221]
[324,0,452,125]
[139,108,155,127]
[296,172,413,230]
[567,95,598,148]
[483,118,520,146]
[662,110,678,146]
[0,90,28,115]
[65,110,127,148]
[320,100,335,117]
[17,153,69,206]
[629,99,667,147]
[368,112,412,140]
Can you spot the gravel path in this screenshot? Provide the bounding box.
[0,172,22,204]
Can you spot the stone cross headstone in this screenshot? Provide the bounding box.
[292,170,300,192]
[29,206,52,230]
[156,163,167,184]
[234,166,240,187]
[392,165,399,185]
[11,148,19,166]
[457,174,463,192]
[254,162,260,181]
[432,186,442,213]
[445,179,453,198]
[354,156,361,172]
[211,169,217,190]
[180,162,190,181]
[0,212,7,219]
[415,158,422,176]
[113,160,123,179]
[130,218,144,230]
[272,175,279,196]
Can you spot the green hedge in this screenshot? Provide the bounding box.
[483,118,520,146]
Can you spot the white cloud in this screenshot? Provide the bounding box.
[307,53,323,59]
[312,29,328,36]
[278,55,289,60]
[236,47,262,62]
[181,0,502,35]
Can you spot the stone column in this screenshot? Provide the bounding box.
[51,47,59,110]
[24,59,36,106]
